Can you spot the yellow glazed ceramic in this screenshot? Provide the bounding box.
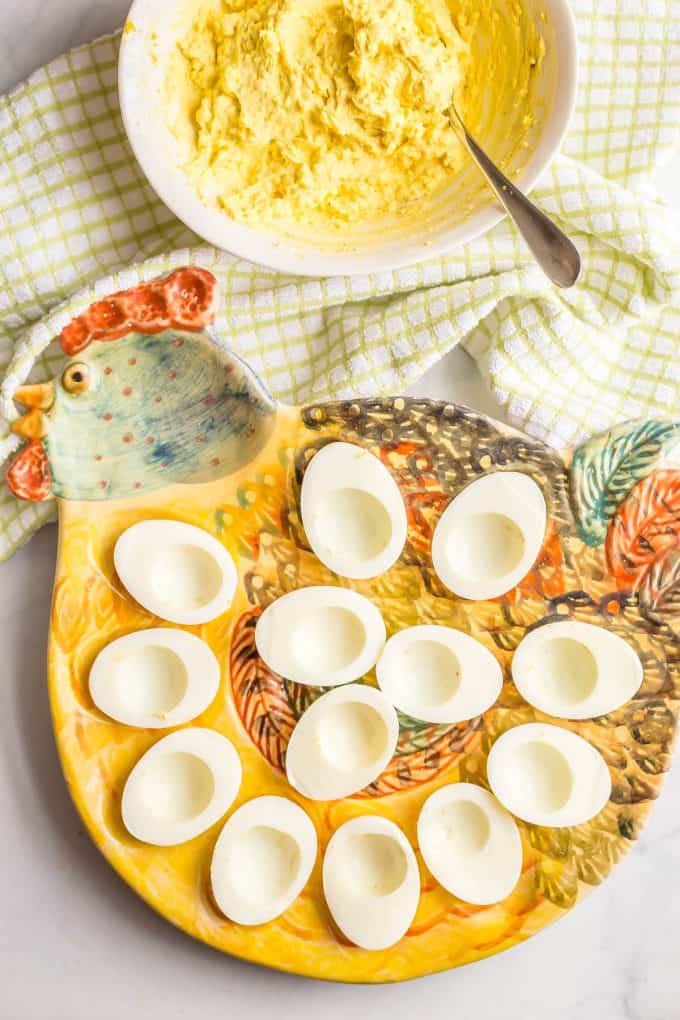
[8,269,680,982]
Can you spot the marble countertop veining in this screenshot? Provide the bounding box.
[1,4,679,1020]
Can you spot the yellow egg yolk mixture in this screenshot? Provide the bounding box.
[167,0,540,231]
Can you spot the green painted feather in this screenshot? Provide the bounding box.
[570,419,680,546]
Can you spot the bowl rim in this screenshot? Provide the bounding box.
[118,0,579,278]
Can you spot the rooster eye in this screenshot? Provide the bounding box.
[62,362,91,395]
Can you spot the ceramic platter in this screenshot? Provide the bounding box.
[8,267,680,982]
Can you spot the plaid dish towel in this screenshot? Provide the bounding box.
[0,1,679,559]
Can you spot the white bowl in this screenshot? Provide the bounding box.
[118,0,578,277]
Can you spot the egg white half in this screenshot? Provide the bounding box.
[431,471,547,600]
[323,815,419,950]
[487,723,611,828]
[300,442,407,580]
[255,586,386,687]
[89,628,219,728]
[418,783,522,904]
[376,624,502,723]
[512,620,643,719]
[122,727,241,846]
[211,796,317,925]
[285,684,399,800]
[114,519,237,625]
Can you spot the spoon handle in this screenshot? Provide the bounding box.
[450,109,581,288]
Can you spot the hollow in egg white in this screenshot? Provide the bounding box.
[487,723,611,828]
[323,815,420,950]
[211,796,317,925]
[114,519,237,624]
[285,683,399,800]
[431,472,547,600]
[512,620,643,719]
[418,783,522,905]
[122,727,241,846]
[255,586,386,687]
[89,627,219,728]
[376,624,502,723]
[300,442,407,580]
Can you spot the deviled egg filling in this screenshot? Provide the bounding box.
[301,442,407,580]
[114,519,237,624]
[431,472,547,600]
[89,628,219,728]
[255,586,386,686]
[512,621,643,719]
[487,723,611,828]
[285,684,399,800]
[211,796,317,926]
[417,783,522,904]
[376,624,502,723]
[323,816,419,950]
[122,727,241,845]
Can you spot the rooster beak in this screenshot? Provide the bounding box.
[11,382,55,440]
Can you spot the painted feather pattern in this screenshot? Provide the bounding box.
[229,608,297,772]
[606,469,680,588]
[570,419,680,547]
[639,547,680,635]
[357,714,483,798]
[229,608,484,795]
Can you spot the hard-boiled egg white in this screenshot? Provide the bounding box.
[376,625,502,723]
[323,816,419,950]
[417,783,522,905]
[89,628,219,728]
[211,796,317,926]
[122,727,241,845]
[512,621,643,719]
[114,519,237,625]
[285,684,399,800]
[431,472,547,600]
[255,586,386,687]
[300,442,407,580]
[487,723,611,828]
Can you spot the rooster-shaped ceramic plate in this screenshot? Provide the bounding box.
[7,267,680,982]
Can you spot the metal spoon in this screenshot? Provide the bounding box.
[448,103,581,288]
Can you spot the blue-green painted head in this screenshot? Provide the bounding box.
[12,328,277,501]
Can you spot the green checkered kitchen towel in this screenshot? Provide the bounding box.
[0,0,679,559]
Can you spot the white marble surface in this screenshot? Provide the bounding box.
[1,3,679,1019]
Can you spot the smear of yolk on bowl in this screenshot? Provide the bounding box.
[165,0,544,231]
